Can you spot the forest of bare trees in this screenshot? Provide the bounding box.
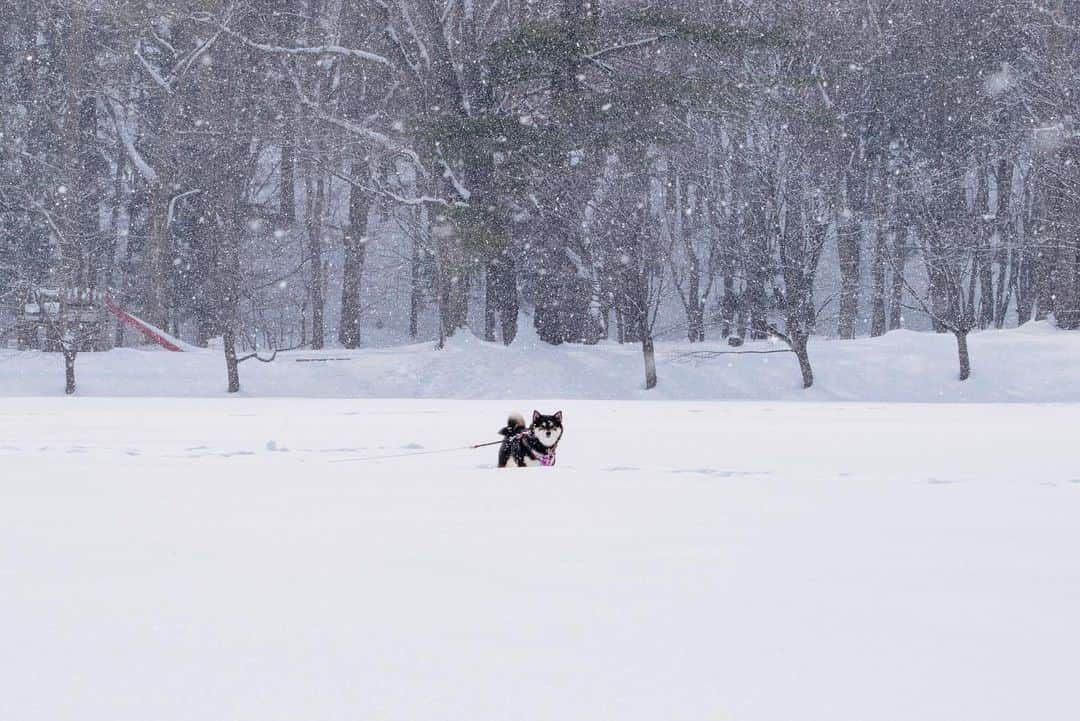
[3,0,1080,391]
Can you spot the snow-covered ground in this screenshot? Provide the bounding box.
[3,398,1079,721]
[4,321,1080,401]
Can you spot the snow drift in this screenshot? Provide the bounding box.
[2,322,1077,402]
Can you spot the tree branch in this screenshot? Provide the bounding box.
[217,24,391,66]
[236,340,310,364]
[588,35,672,61]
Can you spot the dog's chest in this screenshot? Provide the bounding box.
[521,451,555,467]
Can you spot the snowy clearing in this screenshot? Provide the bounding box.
[3,321,1080,402]
[3,398,1079,721]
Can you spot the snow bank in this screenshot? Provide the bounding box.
[2,321,1077,401]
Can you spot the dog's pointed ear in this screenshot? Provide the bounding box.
[532,410,541,424]
[554,410,563,422]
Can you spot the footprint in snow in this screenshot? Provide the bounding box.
[401,442,424,450]
[186,448,255,459]
[670,468,754,478]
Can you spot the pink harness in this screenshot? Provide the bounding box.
[508,430,557,467]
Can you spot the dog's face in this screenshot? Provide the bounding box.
[531,410,563,448]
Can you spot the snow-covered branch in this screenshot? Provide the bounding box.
[288,71,425,174]
[218,24,391,66]
[330,171,465,210]
[438,155,472,202]
[167,189,203,228]
[134,41,172,92]
[587,35,671,61]
[104,98,159,186]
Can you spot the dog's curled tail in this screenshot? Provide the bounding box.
[499,411,527,437]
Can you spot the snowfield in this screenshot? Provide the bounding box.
[3,397,1079,721]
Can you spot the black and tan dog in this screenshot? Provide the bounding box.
[497,410,563,467]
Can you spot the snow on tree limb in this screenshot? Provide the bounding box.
[438,159,472,202]
[587,35,671,61]
[331,170,465,209]
[392,0,433,70]
[172,30,223,82]
[218,24,391,66]
[287,72,427,178]
[133,41,172,92]
[167,189,203,228]
[104,98,159,185]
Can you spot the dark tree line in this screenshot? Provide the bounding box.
[3,1,1080,391]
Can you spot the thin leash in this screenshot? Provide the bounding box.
[330,436,513,464]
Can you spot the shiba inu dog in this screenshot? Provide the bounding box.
[497,410,563,467]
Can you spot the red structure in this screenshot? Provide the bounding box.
[103,297,185,352]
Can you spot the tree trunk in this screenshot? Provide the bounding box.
[64,348,77,395]
[485,258,519,345]
[927,255,950,332]
[869,219,887,336]
[971,166,994,330]
[143,181,170,330]
[499,259,519,345]
[276,0,298,225]
[1019,189,1045,321]
[216,141,249,393]
[440,250,467,341]
[339,235,367,349]
[746,251,769,340]
[836,218,861,338]
[792,334,813,389]
[954,330,971,381]
[1017,242,1037,324]
[305,168,326,350]
[888,229,906,330]
[686,259,705,342]
[55,4,90,393]
[993,245,1009,329]
[339,175,371,349]
[721,273,736,337]
[220,223,243,392]
[642,334,657,390]
[280,114,296,225]
[224,327,240,393]
[992,159,1013,328]
[484,263,499,342]
[1033,217,1055,320]
[688,301,705,343]
[410,234,422,339]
